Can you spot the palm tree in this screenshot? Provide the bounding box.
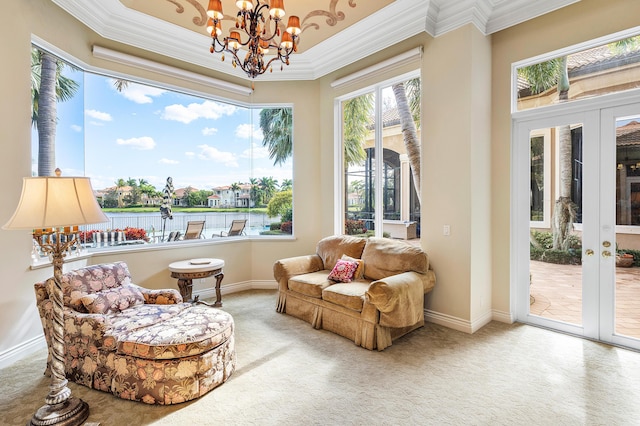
[391,79,421,203]
[230,182,241,207]
[248,177,263,206]
[31,48,79,176]
[519,57,573,250]
[114,178,127,208]
[259,177,278,204]
[260,108,292,166]
[280,179,293,191]
[342,94,372,167]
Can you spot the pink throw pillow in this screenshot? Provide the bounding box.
[328,259,358,283]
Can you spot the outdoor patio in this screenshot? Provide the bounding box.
[530,260,640,339]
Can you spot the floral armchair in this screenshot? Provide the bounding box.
[34,261,236,405]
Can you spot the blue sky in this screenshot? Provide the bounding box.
[32,68,292,193]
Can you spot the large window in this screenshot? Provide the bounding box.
[31,45,293,248]
[339,72,421,240]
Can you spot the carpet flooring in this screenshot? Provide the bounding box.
[2,289,640,425]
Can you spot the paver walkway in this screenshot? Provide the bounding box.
[530,260,640,338]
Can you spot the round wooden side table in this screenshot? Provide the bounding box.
[168,258,224,307]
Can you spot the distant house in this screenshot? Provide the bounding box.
[207,193,221,208]
[173,186,198,206]
[211,184,254,208]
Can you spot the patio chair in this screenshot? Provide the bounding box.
[183,220,205,240]
[166,231,181,242]
[215,219,247,237]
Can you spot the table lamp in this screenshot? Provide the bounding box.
[2,170,108,426]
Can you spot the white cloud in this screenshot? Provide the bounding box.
[196,144,238,167]
[235,123,263,140]
[116,136,156,150]
[202,127,218,136]
[112,80,166,104]
[241,142,269,159]
[159,158,179,165]
[89,121,106,127]
[85,109,112,122]
[70,124,82,132]
[161,100,237,124]
[185,151,195,158]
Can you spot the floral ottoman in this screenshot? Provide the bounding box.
[35,261,236,404]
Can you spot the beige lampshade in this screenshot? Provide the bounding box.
[269,0,285,19]
[2,176,108,230]
[207,0,224,19]
[280,31,293,49]
[286,16,301,36]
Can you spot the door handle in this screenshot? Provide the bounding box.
[602,250,612,258]
[602,241,611,248]
[585,249,594,256]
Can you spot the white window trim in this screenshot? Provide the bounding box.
[530,128,551,229]
[334,69,421,237]
[511,25,640,114]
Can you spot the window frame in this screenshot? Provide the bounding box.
[334,69,421,237]
[30,36,295,259]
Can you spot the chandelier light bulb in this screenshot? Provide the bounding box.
[236,0,253,11]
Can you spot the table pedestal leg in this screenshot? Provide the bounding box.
[177,278,194,302]
[195,271,223,307]
[213,272,224,307]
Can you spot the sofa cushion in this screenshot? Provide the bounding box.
[328,259,358,283]
[288,271,333,298]
[112,304,234,360]
[322,282,370,312]
[361,238,429,281]
[317,235,366,271]
[80,284,145,314]
[62,261,133,313]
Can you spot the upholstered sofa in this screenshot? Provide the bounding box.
[274,236,436,350]
[34,261,236,405]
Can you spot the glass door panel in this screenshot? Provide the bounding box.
[612,113,640,341]
[529,123,584,329]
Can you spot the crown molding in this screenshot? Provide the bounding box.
[484,0,582,35]
[430,0,582,37]
[51,0,581,82]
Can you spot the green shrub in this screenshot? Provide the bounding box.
[281,221,292,234]
[617,249,640,267]
[270,222,282,231]
[530,230,581,265]
[345,219,367,235]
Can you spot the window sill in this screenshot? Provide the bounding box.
[30,235,297,268]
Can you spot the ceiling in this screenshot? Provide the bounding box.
[51,0,581,82]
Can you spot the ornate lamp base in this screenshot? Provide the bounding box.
[28,396,89,426]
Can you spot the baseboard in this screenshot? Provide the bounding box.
[194,280,277,301]
[425,309,474,333]
[0,335,47,370]
[424,308,505,334]
[491,309,514,324]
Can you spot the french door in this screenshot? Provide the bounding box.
[514,101,640,351]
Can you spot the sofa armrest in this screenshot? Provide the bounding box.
[63,307,111,346]
[365,271,426,328]
[131,284,183,305]
[274,255,324,291]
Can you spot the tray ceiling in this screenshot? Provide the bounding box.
[51,0,581,81]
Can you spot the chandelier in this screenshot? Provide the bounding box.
[206,0,301,80]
